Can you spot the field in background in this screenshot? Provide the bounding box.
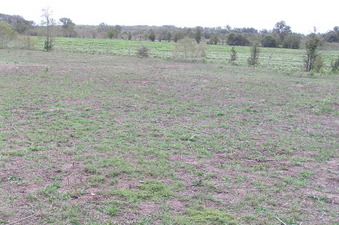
[32,37,339,73]
[0,49,338,224]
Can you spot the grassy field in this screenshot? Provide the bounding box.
[0,49,338,224]
[31,37,339,73]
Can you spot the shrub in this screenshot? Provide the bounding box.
[136,45,150,58]
[229,47,237,65]
[305,34,321,72]
[330,57,339,73]
[313,55,324,73]
[148,29,156,42]
[261,35,278,48]
[44,38,53,51]
[227,33,250,46]
[0,20,16,48]
[173,37,206,62]
[209,35,219,45]
[16,35,37,50]
[283,34,301,49]
[247,43,260,66]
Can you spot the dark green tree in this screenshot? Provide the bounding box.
[195,26,202,43]
[148,29,156,42]
[261,35,277,48]
[227,33,250,46]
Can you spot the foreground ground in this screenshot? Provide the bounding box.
[0,50,338,224]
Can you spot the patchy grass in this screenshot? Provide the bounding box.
[0,49,338,224]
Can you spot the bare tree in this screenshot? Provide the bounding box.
[41,8,55,51]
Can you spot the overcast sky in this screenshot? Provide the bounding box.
[2,0,338,34]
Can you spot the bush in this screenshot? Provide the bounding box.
[227,33,250,46]
[261,35,278,48]
[247,43,260,66]
[209,35,219,45]
[16,35,37,50]
[229,47,237,65]
[0,20,16,48]
[283,34,301,49]
[313,55,324,73]
[44,38,53,51]
[173,38,206,62]
[305,34,321,72]
[136,45,151,58]
[330,57,339,73]
[148,30,156,42]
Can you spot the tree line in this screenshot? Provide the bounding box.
[1,12,339,50]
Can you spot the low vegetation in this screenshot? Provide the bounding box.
[0,11,338,225]
[0,49,338,224]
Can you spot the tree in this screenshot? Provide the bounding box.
[128,31,132,40]
[59,17,76,37]
[0,13,33,34]
[148,29,155,42]
[273,21,292,43]
[173,31,184,42]
[305,34,321,72]
[0,20,17,48]
[107,28,116,39]
[98,22,109,33]
[261,35,277,48]
[41,8,55,51]
[167,32,172,42]
[195,26,202,43]
[282,34,301,49]
[114,25,122,38]
[247,43,260,66]
[323,26,339,43]
[210,35,219,45]
[227,33,250,46]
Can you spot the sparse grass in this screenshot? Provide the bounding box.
[0,48,338,224]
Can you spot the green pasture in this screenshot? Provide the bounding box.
[32,37,339,72]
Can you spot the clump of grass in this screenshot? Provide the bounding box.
[177,205,237,225]
[84,165,99,174]
[105,205,120,216]
[138,179,173,200]
[110,179,173,202]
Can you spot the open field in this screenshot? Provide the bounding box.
[0,49,338,224]
[30,37,339,73]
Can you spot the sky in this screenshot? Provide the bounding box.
[2,0,338,34]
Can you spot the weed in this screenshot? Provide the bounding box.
[177,205,237,225]
[105,205,120,216]
[84,165,99,174]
